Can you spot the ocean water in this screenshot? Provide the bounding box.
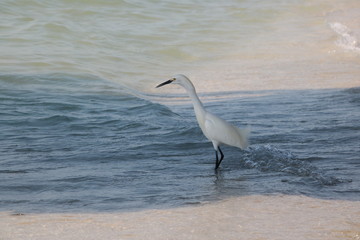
[0,0,359,213]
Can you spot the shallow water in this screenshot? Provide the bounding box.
[0,0,360,213]
[0,73,359,213]
[1,0,360,92]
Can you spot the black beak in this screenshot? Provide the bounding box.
[156,79,173,88]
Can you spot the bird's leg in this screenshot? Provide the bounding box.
[215,147,224,170]
[215,150,219,170]
[218,147,224,167]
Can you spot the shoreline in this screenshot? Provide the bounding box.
[2,195,359,240]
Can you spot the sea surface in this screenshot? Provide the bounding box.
[0,0,359,213]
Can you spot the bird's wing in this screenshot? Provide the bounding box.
[204,112,249,150]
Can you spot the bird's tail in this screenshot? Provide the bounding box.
[236,126,251,150]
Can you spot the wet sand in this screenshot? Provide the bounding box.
[1,195,359,240]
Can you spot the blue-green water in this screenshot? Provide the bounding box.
[0,0,359,213]
[1,73,359,213]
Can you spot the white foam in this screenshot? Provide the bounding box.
[330,22,360,53]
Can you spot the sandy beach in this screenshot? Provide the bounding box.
[1,195,359,240]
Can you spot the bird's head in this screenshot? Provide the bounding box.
[156,74,195,91]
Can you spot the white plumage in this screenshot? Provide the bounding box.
[156,74,249,169]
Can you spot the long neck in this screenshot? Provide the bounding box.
[185,87,206,124]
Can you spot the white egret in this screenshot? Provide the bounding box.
[156,74,250,169]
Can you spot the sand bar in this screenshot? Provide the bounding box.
[1,195,359,240]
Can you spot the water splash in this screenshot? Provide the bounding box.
[242,145,348,186]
